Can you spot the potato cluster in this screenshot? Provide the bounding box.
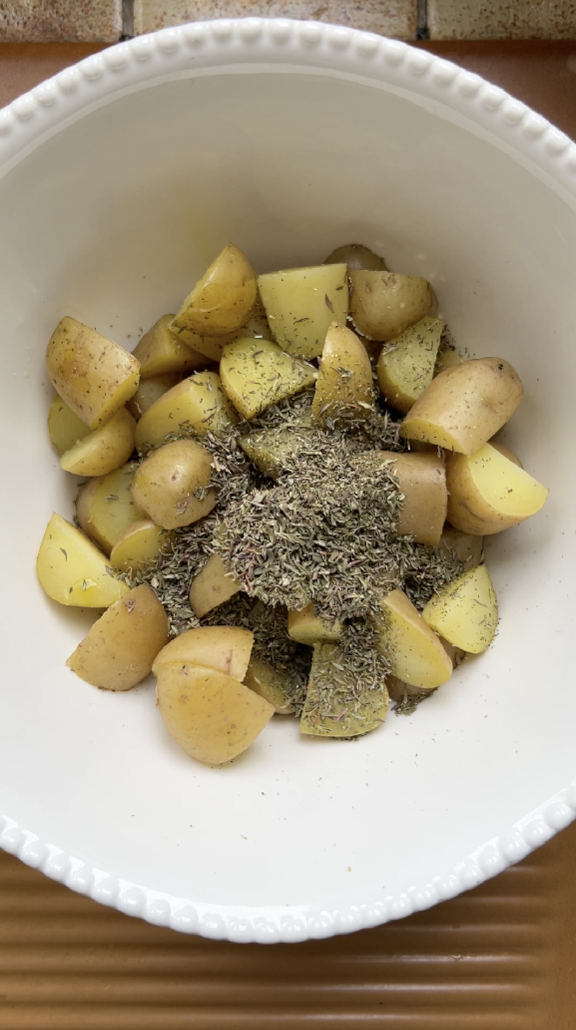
[37,241,548,765]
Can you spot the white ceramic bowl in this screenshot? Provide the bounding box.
[1,20,575,944]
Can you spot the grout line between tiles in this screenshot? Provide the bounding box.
[122,0,134,40]
[416,0,429,40]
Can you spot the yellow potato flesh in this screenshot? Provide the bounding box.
[152,626,254,682]
[446,443,549,535]
[401,357,524,455]
[257,263,348,358]
[243,657,297,714]
[36,513,129,607]
[66,585,169,690]
[155,663,274,765]
[127,373,181,421]
[109,520,171,571]
[422,565,498,654]
[377,316,445,414]
[47,397,91,453]
[76,462,143,555]
[434,346,463,374]
[324,243,388,271]
[46,317,140,429]
[287,603,342,645]
[132,315,208,378]
[351,450,447,548]
[169,243,257,338]
[131,439,216,530]
[378,589,453,689]
[198,300,274,361]
[60,407,136,477]
[349,271,435,342]
[220,337,315,419]
[312,321,373,424]
[437,526,483,570]
[134,371,237,452]
[300,641,389,737]
[189,553,242,618]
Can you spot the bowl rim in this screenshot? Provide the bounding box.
[2,18,576,943]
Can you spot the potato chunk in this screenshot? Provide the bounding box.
[76,461,143,555]
[60,407,136,477]
[36,513,128,607]
[46,317,140,429]
[220,337,315,419]
[134,371,237,452]
[132,315,207,378]
[127,374,181,420]
[437,526,483,570]
[152,626,254,682]
[258,263,348,358]
[131,439,216,530]
[109,520,171,571]
[349,271,435,342]
[422,565,498,654]
[350,450,447,548]
[401,357,524,455]
[155,663,274,765]
[169,243,257,339]
[243,657,299,715]
[446,443,549,535]
[377,316,444,414]
[47,397,91,453]
[189,553,242,618]
[324,243,388,271]
[312,321,373,424]
[300,641,389,737]
[287,603,342,645]
[66,585,169,690]
[377,589,453,689]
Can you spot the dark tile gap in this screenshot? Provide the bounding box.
[416,0,429,40]
[122,0,134,39]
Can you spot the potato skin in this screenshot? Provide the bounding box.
[109,520,171,571]
[351,450,447,548]
[152,626,254,682]
[401,357,524,455]
[349,271,435,342]
[131,438,216,530]
[66,585,169,690]
[324,243,388,272]
[189,553,242,618]
[170,243,257,338]
[60,407,136,477]
[127,374,181,420]
[76,461,142,555]
[134,371,237,452]
[46,317,140,429]
[132,315,207,378]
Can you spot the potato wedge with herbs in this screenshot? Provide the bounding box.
[350,450,447,548]
[189,553,242,618]
[36,513,128,607]
[134,370,237,452]
[401,357,523,455]
[132,315,208,378]
[287,603,342,646]
[446,442,548,535]
[243,657,299,715]
[48,397,91,453]
[198,298,274,361]
[60,407,136,477]
[127,373,181,421]
[437,526,483,570]
[422,565,498,654]
[109,520,171,571]
[131,439,216,530]
[378,589,453,689]
[324,243,388,271]
[76,461,143,555]
[156,663,274,765]
[300,640,389,737]
[258,263,348,358]
[169,243,257,340]
[312,321,373,425]
[377,316,445,414]
[46,317,140,429]
[349,271,435,342]
[434,346,462,375]
[220,337,315,420]
[240,417,313,479]
[66,585,169,691]
[152,626,254,682]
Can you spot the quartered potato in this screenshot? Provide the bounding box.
[127,374,181,420]
[349,271,435,342]
[220,337,315,419]
[36,513,129,607]
[350,450,447,548]
[377,316,445,414]
[287,603,342,645]
[435,346,463,374]
[422,565,498,654]
[401,357,524,455]
[66,585,169,690]
[47,397,91,453]
[437,526,483,570]
[199,297,274,361]
[324,243,388,271]
[377,589,453,689]
[189,553,243,618]
[60,407,136,477]
[243,657,300,715]
[46,317,140,429]
[109,520,171,571]
[258,263,348,358]
[446,442,548,534]
[152,625,254,682]
[132,315,208,378]
[312,321,373,425]
[131,439,216,530]
[300,640,389,737]
[134,370,237,452]
[76,461,143,555]
[240,419,313,479]
[169,243,257,340]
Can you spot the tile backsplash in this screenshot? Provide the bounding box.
[2,0,576,42]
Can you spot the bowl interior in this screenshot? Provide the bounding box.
[1,57,575,931]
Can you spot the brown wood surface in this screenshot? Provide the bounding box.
[1,38,575,1030]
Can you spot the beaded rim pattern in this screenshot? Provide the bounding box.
[1,19,575,943]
